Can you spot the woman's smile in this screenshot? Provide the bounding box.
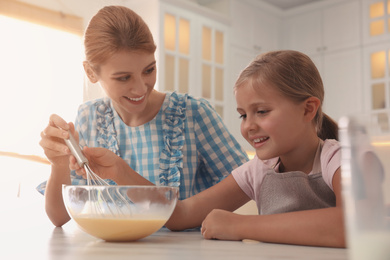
[124,95,146,104]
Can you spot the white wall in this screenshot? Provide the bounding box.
[18,0,161,49]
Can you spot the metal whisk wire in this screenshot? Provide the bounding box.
[84,164,109,186]
[63,129,132,217]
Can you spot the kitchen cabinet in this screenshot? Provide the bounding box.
[230,0,281,54]
[282,0,361,56]
[322,48,363,121]
[159,1,229,119]
[362,0,390,46]
[282,10,322,56]
[361,0,390,133]
[362,43,390,132]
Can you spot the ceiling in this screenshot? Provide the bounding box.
[196,0,323,11]
[261,0,322,10]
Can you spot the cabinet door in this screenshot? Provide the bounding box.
[283,10,322,55]
[323,0,361,52]
[199,18,229,118]
[363,43,390,131]
[230,0,255,50]
[253,10,280,53]
[160,3,228,119]
[161,6,195,95]
[362,0,390,45]
[322,48,363,121]
[230,0,280,53]
[284,0,361,55]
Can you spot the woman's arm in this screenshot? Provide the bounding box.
[44,165,72,227]
[164,175,251,231]
[39,114,75,227]
[201,168,345,248]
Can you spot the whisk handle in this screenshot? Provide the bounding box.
[64,130,89,167]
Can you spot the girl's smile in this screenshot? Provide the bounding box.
[252,136,270,148]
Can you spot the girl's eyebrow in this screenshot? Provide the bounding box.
[239,102,266,108]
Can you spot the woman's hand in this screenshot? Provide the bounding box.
[69,147,123,182]
[201,209,243,241]
[39,114,76,167]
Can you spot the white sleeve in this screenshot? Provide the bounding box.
[321,139,341,191]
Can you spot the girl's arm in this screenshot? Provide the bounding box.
[164,175,251,231]
[201,168,345,248]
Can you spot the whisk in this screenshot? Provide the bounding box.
[64,130,108,186]
[63,130,132,216]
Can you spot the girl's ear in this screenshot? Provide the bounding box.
[83,61,98,83]
[303,97,320,122]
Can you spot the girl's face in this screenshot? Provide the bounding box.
[236,81,309,161]
[92,50,157,124]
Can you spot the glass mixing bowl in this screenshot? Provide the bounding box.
[62,185,179,242]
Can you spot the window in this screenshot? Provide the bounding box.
[0,0,84,201]
[0,15,83,157]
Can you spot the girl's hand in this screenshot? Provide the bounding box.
[69,147,122,181]
[201,209,243,241]
[39,114,76,167]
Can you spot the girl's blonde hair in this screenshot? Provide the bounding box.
[84,5,156,73]
[235,50,338,140]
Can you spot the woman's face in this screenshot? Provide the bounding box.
[235,81,308,161]
[93,49,157,123]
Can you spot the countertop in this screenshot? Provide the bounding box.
[1,197,348,260]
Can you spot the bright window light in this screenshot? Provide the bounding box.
[0,15,84,157]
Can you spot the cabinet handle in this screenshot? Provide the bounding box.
[253,45,262,51]
[317,46,328,52]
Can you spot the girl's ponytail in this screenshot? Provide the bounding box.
[318,113,338,141]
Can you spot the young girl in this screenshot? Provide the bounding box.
[78,50,344,247]
[38,6,248,227]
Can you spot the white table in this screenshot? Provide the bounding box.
[1,197,348,260]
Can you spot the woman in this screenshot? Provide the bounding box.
[38,6,248,227]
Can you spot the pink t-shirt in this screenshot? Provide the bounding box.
[232,139,341,202]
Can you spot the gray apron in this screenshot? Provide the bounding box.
[257,142,336,215]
